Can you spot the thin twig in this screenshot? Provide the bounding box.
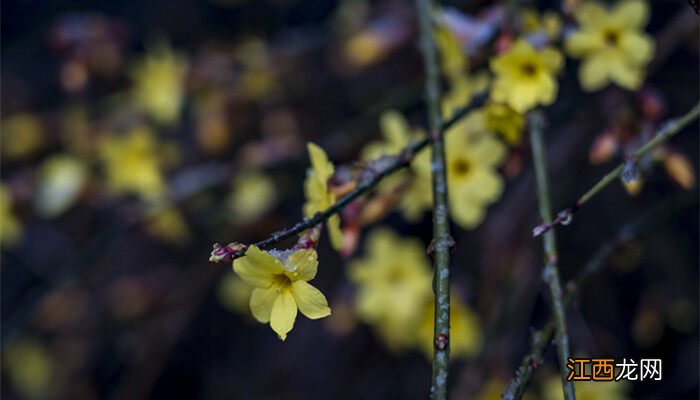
[503,193,697,399]
[415,0,452,398]
[209,94,486,263]
[533,102,700,237]
[528,112,575,400]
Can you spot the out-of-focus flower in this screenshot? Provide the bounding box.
[348,228,433,351]
[217,273,254,315]
[661,150,695,190]
[490,39,563,113]
[0,184,22,248]
[145,205,190,244]
[235,38,279,101]
[565,0,654,91]
[343,16,409,68]
[436,24,489,119]
[1,114,44,161]
[233,246,331,340]
[542,375,630,400]
[483,102,524,145]
[228,170,277,224]
[34,155,88,218]
[193,91,232,155]
[5,339,54,399]
[416,294,482,360]
[130,43,187,125]
[98,126,166,202]
[304,143,343,250]
[521,8,562,42]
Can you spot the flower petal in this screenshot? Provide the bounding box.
[327,215,344,251]
[307,142,334,183]
[579,55,611,92]
[565,32,604,58]
[285,248,318,281]
[612,0,649,29]
[291,281,331,320]
[619,33,654,65]
[249,286,279,323]
[233,246,283,288]
[575,1,608,28]
[270,290,297,340]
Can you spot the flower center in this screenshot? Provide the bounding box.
[604,30,620,46]
[451,158,471,177]
[520,62,537,77]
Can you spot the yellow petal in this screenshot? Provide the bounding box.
[449,195,486,229]
[612,0,649,29]
[291,281,331,319]
[619,33,654,65]
[307,142,334,183]
[233,246,283,288]
[579,55,611,91]
[575,1,608,27]
[565,32,604,58]
[285,248,318,281]
[250,286,279,323]
[380,110,411,151]
[609,61,643,90]
[327,214,344,251]
[270,290,297,340]
[540,48,563,73]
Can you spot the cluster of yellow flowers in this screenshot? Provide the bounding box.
[348,228,482,359]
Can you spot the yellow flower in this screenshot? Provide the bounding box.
[98,126,166,202]
[522,8,562,41]
[565,0,654,91]
[303,143,343,250]
[490,39,563,113]
[348,228,433,350]
[130,43,187,125]
[228,171,277,224]
[1,113,43,161]
[0,184,22,248]
[484,102,525,145]
[233,246,331,340]
[5,339,54,399]
[413,110,507,228]
[416,294,482,360]
[34,155,88,218]
[361,110,414,160]
[145,205,190,244]
[542,375,631,400]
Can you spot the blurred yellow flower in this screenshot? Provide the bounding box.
[522,8,562,41]
[35,155,88,218]
[5,339,54,399]
[236,38,279,101]
[416,294,482,360]
[145,205,190,244]
[484,102,525,145]
[233,246,331,340]
[565,0,654,91]
[1,113,43,160]
[304,143,343,250]
[0,184,22,248]
[130,43,187,125]
[543,375,631,400]
[348,228,433,351]
[98,126,166,202]
[217,272,254,315]
[361,110,414,160]
[228,171,277,223]
[490,39,563,113]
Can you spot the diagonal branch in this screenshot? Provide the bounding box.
[528,112,575,400]
[533,102,700,237]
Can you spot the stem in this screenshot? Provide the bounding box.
[415,0,452,398]
[528,112,575,400]
[533,101,700,236]
[502,193,695,399]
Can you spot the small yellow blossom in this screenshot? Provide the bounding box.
[1,113,44,160]
[348,228,433,350]
[490,39,563,113]
[303,143,343,250]
[98,126,166,202]
[416,294,482,360]
[228,171,277,224]
[543,375,631,400]
[522,8,562,41]
[5,339,54,399]
[484,102,525,145]
[217,273,254,315]
[35,155,88,218]
[565,0,654,91]
[233,246,331,340]
[0,184,22,248]
[145,205,190,244]
[130,43,187,125]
